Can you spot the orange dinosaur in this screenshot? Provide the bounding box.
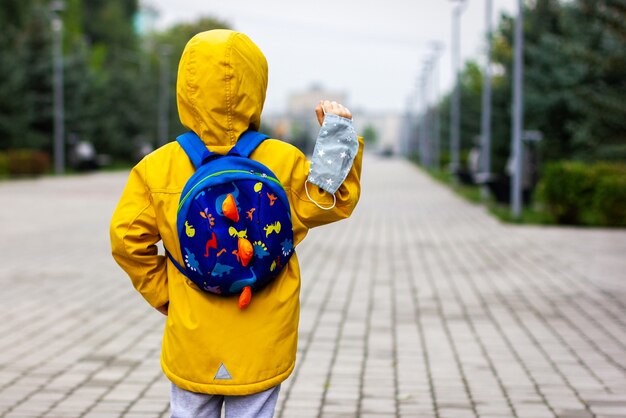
[266,192,278,206]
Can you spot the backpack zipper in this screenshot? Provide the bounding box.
[178,169,283,212]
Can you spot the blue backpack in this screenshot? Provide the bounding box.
[166,130,294,309]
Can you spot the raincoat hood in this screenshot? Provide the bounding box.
[177,30,268,152]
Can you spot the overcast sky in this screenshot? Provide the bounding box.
[144,0,518,114]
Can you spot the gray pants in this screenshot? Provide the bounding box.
[170,383,280,418]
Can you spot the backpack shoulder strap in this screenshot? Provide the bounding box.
[177,131,216,169]
[229,130,270,158]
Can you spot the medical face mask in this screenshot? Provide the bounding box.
[305,112,359,210]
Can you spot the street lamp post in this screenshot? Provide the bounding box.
[510,0,525,218]
[450,0,467,178]
[402,95,415,157]
[419,62,431,168]
[480,0,493,199]
[430,42,444,171]
[50,1,65,175]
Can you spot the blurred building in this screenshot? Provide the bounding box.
[262,84,402,156]
[287,84,347,115]
[352,111,403,156]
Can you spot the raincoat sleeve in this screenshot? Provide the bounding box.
[290,136,364,229]
[110,158,169,308]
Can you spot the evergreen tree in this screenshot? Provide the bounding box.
[489,0,626,168]
[149,17,231,140]
[0,0,53,150]
[563,0,626,161]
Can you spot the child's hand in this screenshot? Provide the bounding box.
[315,100,352,126]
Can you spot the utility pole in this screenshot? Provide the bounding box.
[480,0,493,198]
[450,0,467,178]
[430,42,444,171]
[50,1,65,175]
[419,62,431,168]
[402,95,416,157]
[510,0,525,218]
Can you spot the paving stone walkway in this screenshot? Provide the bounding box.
[0,155,625,418]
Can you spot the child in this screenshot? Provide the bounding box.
[110,29,363,418]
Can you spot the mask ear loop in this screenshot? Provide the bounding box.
[304,179,337,210]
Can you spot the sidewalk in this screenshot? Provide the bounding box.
[0,155,625,418]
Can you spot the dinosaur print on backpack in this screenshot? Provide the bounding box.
[166,130,294,309]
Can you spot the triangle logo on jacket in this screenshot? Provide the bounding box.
[214,363,233,380]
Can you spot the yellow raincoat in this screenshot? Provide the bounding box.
[110,30,363,395]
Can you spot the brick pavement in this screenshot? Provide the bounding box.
[0,155,625,418]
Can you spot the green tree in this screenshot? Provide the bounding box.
[0,22,30,149]
[562,0,626,161]
[82,0,138,48]
[490,0,626,168]
[362,125,378,145]
[522,0,576,161]
[148,17,231,140]
[0,0,147,160]
[73,0,146,159]
[0,0,54,150]
[437,60,485,171]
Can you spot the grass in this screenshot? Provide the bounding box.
[429,169,484,204]
[489,203,556,225]
[425,167,556,226]
[98,161,134,172]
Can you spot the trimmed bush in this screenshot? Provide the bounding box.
[593,174,626,227]
[6,149,51,176]
[0,152,8,177]
[536,162,592,224]
[536,161,626,227]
